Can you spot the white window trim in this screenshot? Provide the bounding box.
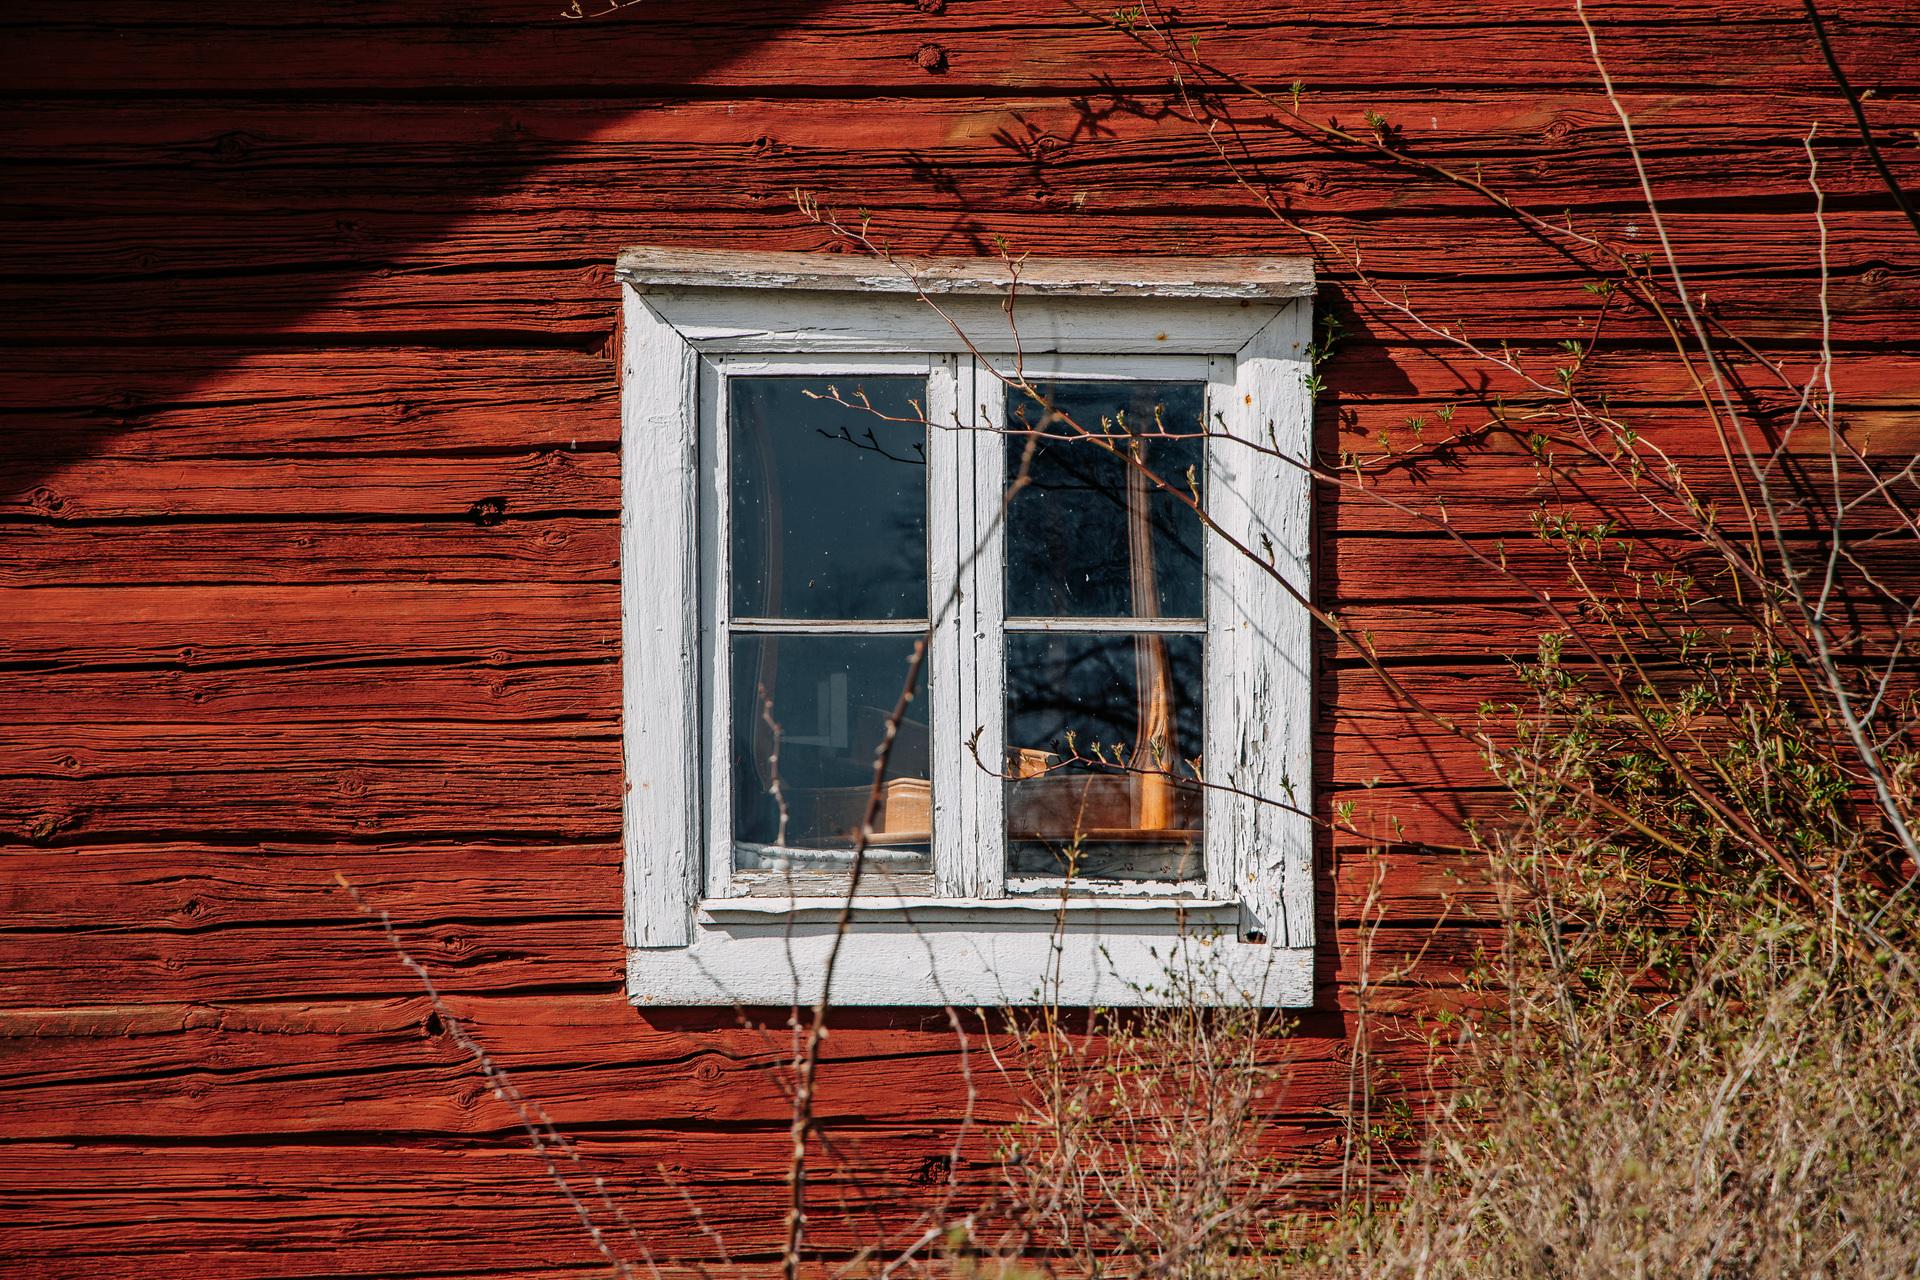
[617,248,1316,1007]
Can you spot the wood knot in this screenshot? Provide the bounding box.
[1862,266,1892,288]
[912,1154,954,1185]
[913,42,949,73]
[469,496,508,526]
[208,131,255,162]
[1021,132,1068,162]
[916,0,944,12]
[692,1057,724,1083]
[1541,117,1573,145]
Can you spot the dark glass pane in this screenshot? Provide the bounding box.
[730,376,927,620]
[1005,631,1203,882]
[1006,381,1204,619]
[731,634,931,872]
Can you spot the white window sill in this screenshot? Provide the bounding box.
[628,900,1312,1007]
[698,894,1241,925]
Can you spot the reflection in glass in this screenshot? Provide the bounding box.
[1006,632,1203,881]
[1006,381,1204,619]
[730,376,927,620]
[732,634,931,872]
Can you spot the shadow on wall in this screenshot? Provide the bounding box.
[0,0,833,501]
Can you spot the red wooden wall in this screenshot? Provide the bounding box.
[2,2,1917,1274]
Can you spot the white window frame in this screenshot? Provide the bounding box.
[618,248,1315,1007]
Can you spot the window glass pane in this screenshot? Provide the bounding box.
[730,376,927,620]
[1006,380,1204,619]
[1005,631,1203,882]
[731,633,931,873]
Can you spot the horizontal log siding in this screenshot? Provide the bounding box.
[1,0,1915,1273]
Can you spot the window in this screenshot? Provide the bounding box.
[618,249,1315,1007]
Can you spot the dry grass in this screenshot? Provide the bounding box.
[1341,927,1920,1279]
[978,966,1285,1280]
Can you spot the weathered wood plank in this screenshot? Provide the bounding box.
[0,519,619,587]
[9,350,1914,486]
[0,721,624,845]
[0,1133,1007,1270]
[0,900,1492,1004]
[0,514,1903,597]
[4,263,1910,353]
[1318,337,1920,410]
[12,232,1905,346]
[0,708,1505,845]
[0,349,616,465]
[0,1118,1397,1277]
[0,451,616,520]
[3,93,1915,166]
[1320,463,1920,535]
[0,650,1645,776]
[6,208,1916,323]
[0,655,616,722]
[6,449,1903,538]
[0,583,620,666]
[0,985,1451,1138]
[6,5,1918,94]
[1329,402,1920,461]
[0,839,1493,937]
[8,132,1910,237]
[11,0,1920,28]
[0,912,623,1004]
[0,583,1674,677]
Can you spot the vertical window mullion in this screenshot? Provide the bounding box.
[927,354,968,896]
[968,361,1009,897]
[934,354,1007,897]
